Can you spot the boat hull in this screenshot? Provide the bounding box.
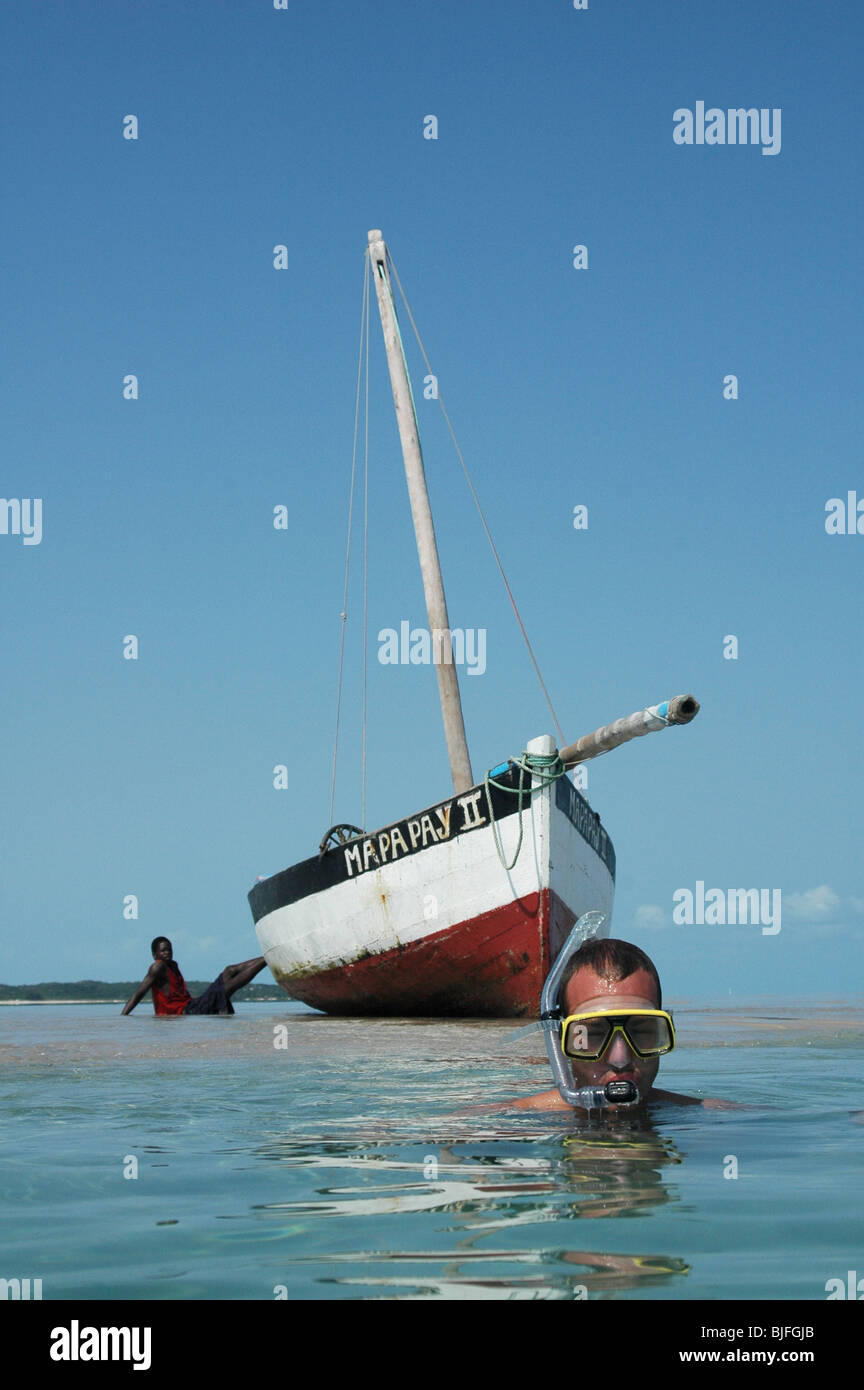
[271,888,589,1016]
[248,764,615,1017]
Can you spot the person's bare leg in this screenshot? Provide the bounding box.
[223,957,263,980]
[220,957,267,998]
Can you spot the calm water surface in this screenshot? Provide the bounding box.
[1,999,861,1300]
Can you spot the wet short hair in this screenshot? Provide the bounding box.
[558,937,662,1009]
[151,937,171,957]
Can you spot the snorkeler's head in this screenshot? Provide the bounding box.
[559,942,667,1099]
[559,937,662,1008]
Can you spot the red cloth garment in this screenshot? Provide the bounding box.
[152,962,192,1016]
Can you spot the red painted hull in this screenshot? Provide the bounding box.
[281,888,578,1016]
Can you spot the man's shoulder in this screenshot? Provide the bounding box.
[502,1086,730,1112]
[648,1087,703,1106]
[650,1087,741,1109]
[506,1088,582,1112]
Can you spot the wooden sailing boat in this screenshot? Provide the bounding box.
[247,231,699,1016]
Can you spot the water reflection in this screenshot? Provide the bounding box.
[250,1117,689,1297]
[313,1247,690,1300]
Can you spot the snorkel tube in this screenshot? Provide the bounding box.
[540,912,640,1111]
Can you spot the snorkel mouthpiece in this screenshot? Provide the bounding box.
[540,914,642,1111]
[549,1075,641,1112]
[603,1079,638,1103]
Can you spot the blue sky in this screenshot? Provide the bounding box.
[1,0,861,995]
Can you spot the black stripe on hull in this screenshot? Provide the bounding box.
[555,776,616,879]
[248,765,615,923]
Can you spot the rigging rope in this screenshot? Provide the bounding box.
[387,249,567,748]
[332,244,575,841]
[484,751,565,871]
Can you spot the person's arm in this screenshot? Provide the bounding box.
[651,1087,744,1109]
[502,1088,572,1112]
[121,961,165,1015]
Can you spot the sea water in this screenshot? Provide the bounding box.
[1,999,861,1301]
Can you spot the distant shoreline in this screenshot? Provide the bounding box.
[0,981,285,1004]
[0,998,287,1006]
[0,999,127,1006]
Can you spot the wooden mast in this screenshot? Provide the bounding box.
[367,230,474,794]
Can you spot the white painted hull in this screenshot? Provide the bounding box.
[249,770,615,1016]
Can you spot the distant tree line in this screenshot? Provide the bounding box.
[0,980,285,1002]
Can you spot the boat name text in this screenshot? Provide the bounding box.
[555,778,616,879]
[344,790,487,877]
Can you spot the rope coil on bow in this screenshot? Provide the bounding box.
[484,751,566,872]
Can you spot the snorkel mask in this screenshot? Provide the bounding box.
[540,913,674,1111]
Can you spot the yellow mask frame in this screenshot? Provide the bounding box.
[560,1008,676,1060]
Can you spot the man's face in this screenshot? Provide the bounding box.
[561,966,663,1101]
[153,940,173,963]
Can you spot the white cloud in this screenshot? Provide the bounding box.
[633,904,668,929]
[801,919,855,938]
[784,885,840,921]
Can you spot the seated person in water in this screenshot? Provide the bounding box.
[121,938,267,1016]
[509,937,728,1110]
